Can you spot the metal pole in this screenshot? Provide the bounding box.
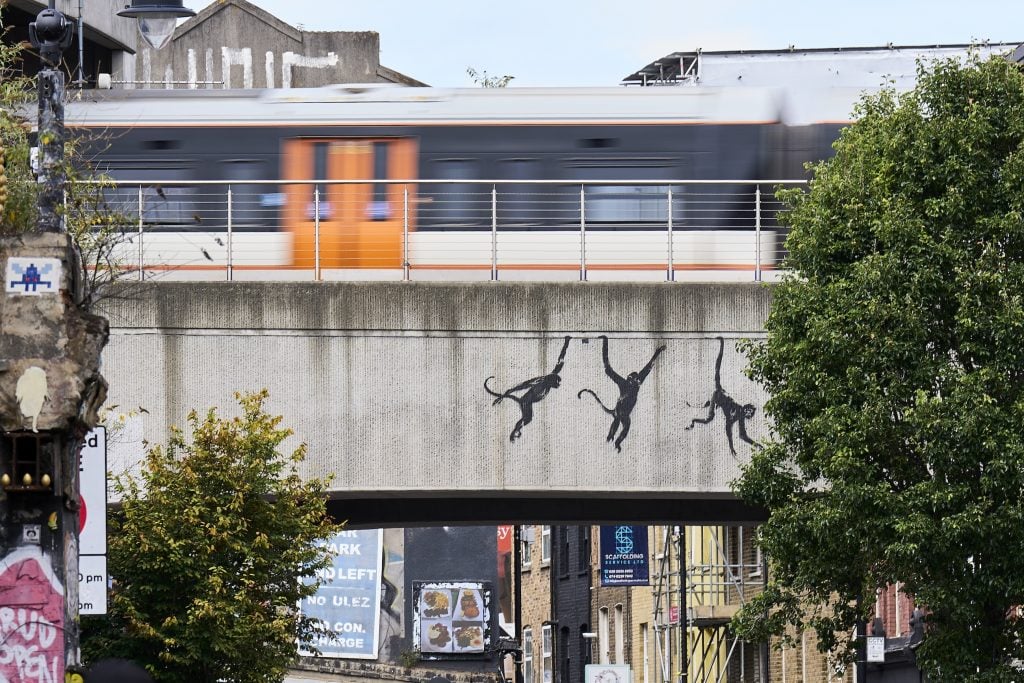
[76,0,85,87]
[226,185,234,281]
[514,525,524,683]
[403,186,410,281]
[667,187,675,282]
[491,185,498,281]
[36,62,66,233]
[314,186,321,281]
[137,186,145,281]
[754,185,762,283]
[579,185,587,281]
[679,525,687,683]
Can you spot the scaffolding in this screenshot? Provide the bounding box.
[650,525,766,683]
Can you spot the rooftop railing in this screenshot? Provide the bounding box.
[87,179,806,283]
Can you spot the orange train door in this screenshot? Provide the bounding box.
[283,138,417,269]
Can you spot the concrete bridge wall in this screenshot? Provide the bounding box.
[99,282,771,525]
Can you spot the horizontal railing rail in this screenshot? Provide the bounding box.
[79,178,806,283]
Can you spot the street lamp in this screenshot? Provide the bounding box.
[22,0,191,674]
[28,0,193,232]
[117,0,196,51]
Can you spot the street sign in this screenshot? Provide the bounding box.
[79,555,107,616]
[79,428,107,555]
[866,636,885,663]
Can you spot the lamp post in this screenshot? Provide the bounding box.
[117,0,196,50]
[22,2,192,675]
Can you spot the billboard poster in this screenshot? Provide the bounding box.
[600,526,649,587]
[413,581,491,658]
[300,529,383,659]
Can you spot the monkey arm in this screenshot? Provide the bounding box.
[551,335,572,374]
[601,336,625,385]
[636,345,666,383]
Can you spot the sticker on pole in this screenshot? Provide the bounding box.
[5,257,61,295]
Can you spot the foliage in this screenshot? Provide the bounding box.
[466,67,514,88]
[0,9,137,306]
[731,53,1024,681]
[82,391,341,683]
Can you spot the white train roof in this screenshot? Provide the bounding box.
[65,85,854,128]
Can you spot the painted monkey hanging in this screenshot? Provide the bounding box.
[686,336,756,455]
[577,336,666,452]
[485,335,572,443]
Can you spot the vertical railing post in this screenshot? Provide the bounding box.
[754,184,762,283]
[226,184,234,281]
[491,184,498,281]
[137,185,144,281]
[667,186,675,282]
[314,185,321,282]
[579,184,587,281]
[403,185,410,281]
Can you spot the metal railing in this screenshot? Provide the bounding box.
[87,178,806,283]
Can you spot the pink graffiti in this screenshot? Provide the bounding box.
[0,549,64,683]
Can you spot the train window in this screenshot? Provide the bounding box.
[101,164,197,229]
[368,142,390,220]
[221,160,269,228]
[428,159,484,228]
[308,142,332,221]
[567,163,680,225]
[498,159,541,228]
[576,138,620,149]
[143,139,182,151]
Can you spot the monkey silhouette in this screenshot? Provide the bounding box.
[577,336,665,452]
[485,336,572,443]
[686,336,756,455]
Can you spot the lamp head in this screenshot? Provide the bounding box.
[29,8,75,67]
[118,0,196,51]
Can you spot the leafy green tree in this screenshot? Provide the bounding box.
[466,66,514,88]
[84,391,340,683]
[732,54,1024,681]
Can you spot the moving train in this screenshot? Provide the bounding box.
[65,84,857,280]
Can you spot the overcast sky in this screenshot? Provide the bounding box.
[206,0,1024,87]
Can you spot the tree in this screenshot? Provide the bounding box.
[466,66,514,88]
[731,54,1024,681]
[83,391,341,683]
[0,11,144,307]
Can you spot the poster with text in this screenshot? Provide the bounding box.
[300,529,383,658]
[600,526,649,586]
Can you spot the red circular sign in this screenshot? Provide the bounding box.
[79,495,88,533]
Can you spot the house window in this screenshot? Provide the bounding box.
[541,526,551,565]
[599,607,610,664]
[542,625,553,683]
[524,627,534,683]
[614,604,624,664]
[522,526,533,570]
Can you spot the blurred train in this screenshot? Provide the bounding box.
[64,84,860,280]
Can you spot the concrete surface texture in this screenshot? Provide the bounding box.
[99,282,770,501]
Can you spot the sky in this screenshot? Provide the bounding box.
[199,0,1024,87]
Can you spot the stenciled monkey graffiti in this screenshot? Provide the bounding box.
[577,336,665,452]
[483,335,758,455]
[484,336,572,442]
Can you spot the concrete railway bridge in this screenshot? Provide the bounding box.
[100,281,771,527]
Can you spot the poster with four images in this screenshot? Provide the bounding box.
[416,581,490,655]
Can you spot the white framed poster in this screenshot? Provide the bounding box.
[413,581,491,657]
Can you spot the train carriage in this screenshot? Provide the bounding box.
[66,84,843,281]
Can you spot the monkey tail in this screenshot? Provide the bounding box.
[577,388,614,415]
[484,376,507,403]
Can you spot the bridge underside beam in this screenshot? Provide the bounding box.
[328,496,766,529]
